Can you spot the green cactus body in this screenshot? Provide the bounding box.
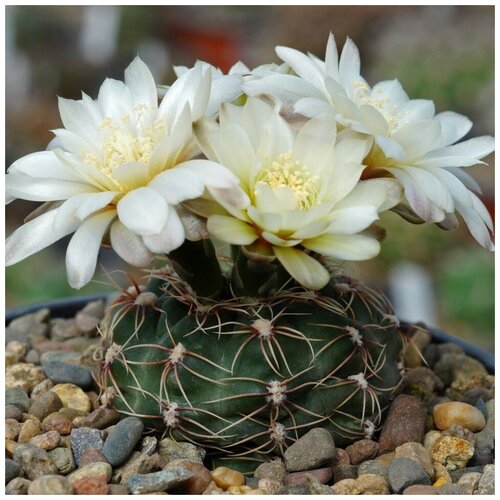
[99,247,404,468]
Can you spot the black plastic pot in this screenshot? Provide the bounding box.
[6,295,494,374]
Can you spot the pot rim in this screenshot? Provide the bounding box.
[5,294,494,374]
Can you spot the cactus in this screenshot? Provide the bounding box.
[98,241,404,469]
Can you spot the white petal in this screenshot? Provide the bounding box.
[112,161,151,189]
[124,56,158,110]
[51,128,96,157]
[142,208,185,254]
[429,136,495,161]
[75,191,118,220]
[207,215,258,245]
[205,74,243,117]
[6,172,97,202]
[110,220,154,266]
[276,46,326,89]
[176,205,209,241]
[455,199,494,251]
[445,168,482,194]
[374,135,406,162]
[97,78,132,120]
[261,231,301,247]
[247,206,282,233]
[327,206,379,234]
[323,161,364,206]
[339,37,361,88]
[336,178,402,212]
[273,246,330,290]
[398,99,435,125]
[294,97,332,118]
[57,97,100,143]
[6,209,79,266]
[289,219,330,240]
[392,119,442,159]
[303,233,381,260]
[359,105,388,135]
[371,79,409,105]
[148,166,205,204]
[66,210,116,289]
[434,111,472,146]
[117,187,169,236]
[325,33,339,79]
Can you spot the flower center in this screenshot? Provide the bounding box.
[257,152,319,210]
[82,111,166,178]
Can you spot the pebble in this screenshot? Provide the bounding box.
[254,458,287,482]
[42,412,74,435]
[5,458,21,484]
[158,437,206,463]
[423,430,442,453]
[6,477,31,494]
[70,427,104,465]
[211,466,245,489]
[5,418,22,440]
[430,435,474,470]
[40,350,80,367]
[6,439,19,458]
[50,383,91,413]
[284,466,332,485]
[48,447,77,474]
[127,467,193,494]
[358,459,389,480]
[6,341,28,365]
[476,464,495,495]
[102,416,144,466]
[25,348,40,364]
[29,430,61,450]
[5,386,30,412]
[79,447,110,467]
[345,438,379,464]
[31,378,54,400]
[44,361,94,389]
[28,391,64,421]
[108,484,130,495]
[75,300,105,333]
[73,406,120,429]
[403,484,437,494]
[333,464,358,482]
[73,476,109,494]
[164,459,212,494]
[378,395,426,454]
[471,417,494,465]
[457,471,482,494]
[140,435,158,455]
[27,474,73,494]
[331,447,350,465]
[18,418,42,443]
[67,461,112,484]
[5,404,23,421]
[13,444,58,479]
[6,363,46,393]
[485,399,494,419]
[433,401,486,432]
[331,478,359,494]
[51,318,80,341]
[6,309,49,345]
[283,428,336,472]
[388,457,431,493]
[433,462,452,483]
[356,473,390,494]
[258,478,283,494]
[305,474,333,495]
[112,451,159,484]
[203,480,224,494]
[442,423,475,445]
[394,442,435,480]
[449,465,484,482]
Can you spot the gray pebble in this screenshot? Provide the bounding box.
[43,361,93,389]
[476,464,495,495]
[27,475,73,495]
[28,390,63,421]
[358,460,389,480]
[6,309,49,346]
[388,457,431,493]
[333,464,358,482]
[158,438,206,463]
[435,483,471,495]
[70,427,104,465]
[5,459,21,484]
[277,484,311,495]
[5,386,30,412]
[475,399,488,419]
[50,318,80,341]
[5,404,23,421]
[48,447,77,475]
[471,417,494,466]
[12,444,58,480]
[25,349,40,364]
[140,436,158,456]
[40,351,80,368]
[485,399,494,419]
[449,466,484,482]
[6,477,31,495]
[102,416,144,466]
[127,467,193,494]
[283,428,336,472]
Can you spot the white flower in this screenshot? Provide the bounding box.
[194,97,402,290]
[6,57,244,288]
[244,33,495,250]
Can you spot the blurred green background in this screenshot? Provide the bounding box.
[5,5,494,351]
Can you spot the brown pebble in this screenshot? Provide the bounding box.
[108,484,130,495]
[36,340,75,353]
[6,477,32,494]
[73,476,109,495]
[346,439,379,465]
[433,402,486,432]
[5,418,22,440]
[42,412,74,435]
[403,484,437,494]
[31,379,54,400]
[5,439,19,458]
[18,418,42,443]
[79,448,110,467]
[284,467,333,486]
[211,466,245,490]
[73,407,121,429]
[6,405,23,421]
[165,459,211,494]
[29,430,61,451]
[378,395,426,454]
[28,391,64,421]
[332,448,351,466]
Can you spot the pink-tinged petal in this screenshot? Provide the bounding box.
[117,187,168,236]
[273,246,330,290]
[207,215,258,245]
[110,219,154,266]
[148,166,205,204]
[455,199,494,251]
[124,56,158,110]
[6,172,97,202]
[6,209,80,266]
[66,210,116,289]
[302,233,381,260]
[142,208,186,254]
[176,205,209,241]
